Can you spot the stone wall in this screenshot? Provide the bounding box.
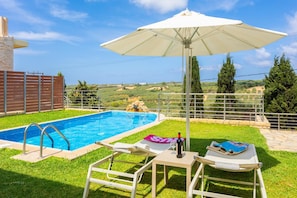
[0,17,13,71]
[0,37,14,71]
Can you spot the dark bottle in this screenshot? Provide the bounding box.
[176,132,183,158]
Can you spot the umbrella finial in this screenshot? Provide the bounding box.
[176,8,191,16]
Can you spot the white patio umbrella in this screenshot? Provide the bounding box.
[101,9,287,150]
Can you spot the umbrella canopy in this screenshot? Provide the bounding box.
[101,9,287,150]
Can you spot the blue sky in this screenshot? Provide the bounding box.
[1,0,297,85]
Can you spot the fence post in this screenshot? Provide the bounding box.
[38,75,41,112]
[4,71,7,114]
[51,76,54,110]
[24,73,26,113]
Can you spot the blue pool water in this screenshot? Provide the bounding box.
[0,111,157,151]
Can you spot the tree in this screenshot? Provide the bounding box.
[57,72,67,96]
[217,54,236,94]
[69,80,99,108]
[264,54,297,113]
[215,54,236,112]
[182,56,204,117]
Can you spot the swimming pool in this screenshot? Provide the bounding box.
[0,111,157,151]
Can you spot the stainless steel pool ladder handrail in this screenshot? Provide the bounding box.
[23,123,54,154]
[40,124,70,157]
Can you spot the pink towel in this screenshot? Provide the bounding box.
[144,134,184,144]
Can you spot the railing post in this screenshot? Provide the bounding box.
[81,90,83,109]
[194,94,196,118]
[166,95,170,116]
[223,94,226,120]
[277,113,280,131]
[157,93,161,121]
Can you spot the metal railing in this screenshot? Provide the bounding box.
[157,93,264,122]
[64,90,103,109]
[263,113,297,130]
[64,90,297,131]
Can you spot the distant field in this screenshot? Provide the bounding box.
[65,80,264,110]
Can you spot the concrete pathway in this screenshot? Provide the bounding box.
[259,128,297,152]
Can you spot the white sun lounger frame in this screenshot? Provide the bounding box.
[188,142,267,198]
[83,140,170,198]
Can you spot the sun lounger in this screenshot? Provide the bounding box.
[188,141,267,198]
[83,138,171,198]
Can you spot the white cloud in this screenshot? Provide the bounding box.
[212,0,239,11]
[50,6,88,21]
[130,0,188,13]
[0,0,52,26]
[14,48,47,55]
[247,48,272,67]
[286,11,297,35]
[282,42,297,56]
[193,0,241,12]
[234,63,242,69]
[200,64,220,71]
[85,0,106,2]
[255,48,271,59]
[12,31,80,44]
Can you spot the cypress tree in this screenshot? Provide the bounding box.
[215,54,236,112]
[182,56,204,117]
[264,54,297,113]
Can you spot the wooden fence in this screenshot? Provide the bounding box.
[0,70,64,115]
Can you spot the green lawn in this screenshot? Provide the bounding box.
[0,110,296,197]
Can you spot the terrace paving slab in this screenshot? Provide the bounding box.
[259,128,297,152]
[12,147,64,163]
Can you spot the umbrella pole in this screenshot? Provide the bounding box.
[185,47,191,151]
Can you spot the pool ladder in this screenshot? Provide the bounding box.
[23,123,70,157]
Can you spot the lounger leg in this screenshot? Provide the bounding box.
[257,169,267,198]
[83,165,93,198]
[188,163,203,198]
[253,169,257,198]
[200,163,205,196]
[136,155,149,183]
[106,153,116,180]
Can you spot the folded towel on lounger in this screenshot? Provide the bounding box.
[144,134,184,144]
[207,141,249,155]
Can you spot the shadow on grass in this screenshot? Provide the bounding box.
[87,138,280,197]
[10,137,275,198]
[0,168,137,198]
[0,168,83,198]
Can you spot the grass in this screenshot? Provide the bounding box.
[0,110,95,130]
[0,110,297,197]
